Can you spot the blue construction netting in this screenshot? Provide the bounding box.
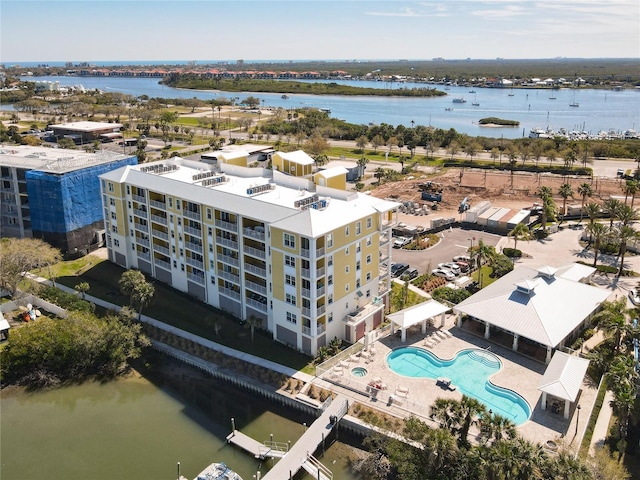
[26,156,136,234]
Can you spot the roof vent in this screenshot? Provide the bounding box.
[515,279,538,295]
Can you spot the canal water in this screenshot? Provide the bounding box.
[0,362,362,480]
[10,75,640,139]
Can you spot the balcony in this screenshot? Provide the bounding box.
[316,247,325,257]
[186,257,204,270]
[184,210,201,221]
[316,267,325,277]
[132,194,145,203]
[301,287,311,298]
[301,248,310,259]
[302,307,311,317]
[243,227,265,241]
[219,286,241,301]
[244,263,266,277]
[133,208,148,219]
[344,301,384,325]
[154,258,171,271]
[134,222,149,233]
[317,305,326,315]
[187,272,205,284]
[243,245,266,259]
[153,244,170,256]
[136,237,150,248]
[219,270,240,284]
[301,268,311,278]
[303,323,326,337]
[316,285,325,297]
[150,214,168,226]
[246,297,267,312]
[245,280,267,295]
[184,225,202,237]
[215,219,238,232]
[137,251,151,262]
[150,199,166,209]
[185,241,203,253]
[152,229,169,240]
[218,254,239,267]
[216,236,238,250]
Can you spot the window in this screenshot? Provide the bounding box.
[168,198,173,208]
[285,274,296,286]
[285,255,296,267]
[206,208,212,220]
[345,283,350,292]
[176,200,181,210]
[366,236,372,247]
[356,279,361,288]
[211,276,216,284]
[345,226,350,236]
[366,254,372,264]
[208,227,212,236]
[366,217,372,229]
[111,212,117,220]
[286,293,297,306]
[328,275,333,285]
[108,182,114,192]
[366,289,371,298]
[366,272,372,281]
[126,185,130,194]
[356,242,361,253]
[345,247,350,255]
[356,221,361,235]
[328,312,334,323]
[345,265,350,274]
[328,294,333,304]
[356,261,361,271]
[109,198,115,206]
[327,233,333,248]
[328,256,333,266]
[114,239,120,247]
[111,225,118,234]
[284,233,295,248]
[286,312,297,324]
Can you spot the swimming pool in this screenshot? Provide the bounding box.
[387,347,531,425]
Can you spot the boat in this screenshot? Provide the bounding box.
[471,93,479,106]
[569,91,579,107]
[194,462,243,480]
[281,94,289,99]
[319,107,331,113]
[469,89,476,93]
[452,97,466,104]
[445,107,453,111]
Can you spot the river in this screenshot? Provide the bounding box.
[11,75,640,139]
[0,361,361,480]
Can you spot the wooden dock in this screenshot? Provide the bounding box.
[260,394,349,480]
[226,430,287,459]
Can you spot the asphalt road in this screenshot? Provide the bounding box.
[390,227,502,276]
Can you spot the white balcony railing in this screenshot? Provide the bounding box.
[152,229,169,240]
[243,245,266,259]
[184,210,200,221]
[219,287,240,301]
[218,254,239,267]
[215,219,238,232]
[244,263,266,277]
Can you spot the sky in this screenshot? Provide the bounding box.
[1,0,639,63]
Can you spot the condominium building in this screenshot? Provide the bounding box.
[100,153,398,355]
[0,145,137,255]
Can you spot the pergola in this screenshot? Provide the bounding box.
[538,351,590,419]
[387,299,451,342]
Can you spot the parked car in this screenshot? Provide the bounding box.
[438,262,461,275]
[453,255,471,263]
[629,289,640,306]
[456,261,471,273]
[401,267,419,281]
[391,263,409,277]
[432,268,456,281]
[393,236,412,248]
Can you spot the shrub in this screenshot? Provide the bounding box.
[502,247,522,258]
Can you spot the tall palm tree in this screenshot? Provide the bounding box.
[558,182,574,218]
[455,395,487,448]
[603,197,623,229]
[584,202,601,241]
[577,182,594,223]
[616,204,638,226]
[507,223,532,251]
[593,298,630,354]
[430,398,459,434]
[586,222,608,267]
[621,179,638,206]
[479,412,517,446]
[537,186,555,232]
[615,224,638,277]
[475,240,496,288]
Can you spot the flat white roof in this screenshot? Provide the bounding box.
[49,121,123,132]
[387,299,450,329]
[0,145,131,174]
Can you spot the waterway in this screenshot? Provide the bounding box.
[11,76,640,139]
[0,361,361,480]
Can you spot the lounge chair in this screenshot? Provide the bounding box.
[395,386,409,398]
[441,329,453,338]
[435,331,448,340]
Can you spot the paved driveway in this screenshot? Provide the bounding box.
[391,228,502,275]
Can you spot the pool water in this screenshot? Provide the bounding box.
[351,367,368,377]
[387,347,531,424]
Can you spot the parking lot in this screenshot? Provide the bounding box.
[390,227,503,277]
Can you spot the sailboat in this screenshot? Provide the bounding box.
[569,91,579,107]
[472,92,479,106]
[508,86,514,97]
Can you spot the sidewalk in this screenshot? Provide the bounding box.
[589,390,614,456]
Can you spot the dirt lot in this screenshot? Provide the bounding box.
[370,167,626,224]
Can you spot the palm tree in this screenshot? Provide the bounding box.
[584,202,601,241]
[479,412,517,446]
[507,223,532,251]
[586,222,608,267]
[603,198,623,229]
[593,298,630,354]
[374,167,385,184]
[621,179,638,206]
[558,182,574,218]
[537,186,554,232]
[609,382,637,443]
[456,395,487,448]
[616,204,638,226]
[475,240,496,288]
[430,398,459,434]
[577,182,594,223]
[615,224,638,277]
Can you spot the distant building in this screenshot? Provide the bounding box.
[100,154,399,355]
[1,145,137,256]
[49,121,123,144]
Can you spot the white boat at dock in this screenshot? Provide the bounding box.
[194,462,243,480]
[452,97,466,104]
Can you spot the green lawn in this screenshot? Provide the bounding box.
[48,260,312,371]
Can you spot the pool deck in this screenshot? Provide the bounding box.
[317,314,597,454]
